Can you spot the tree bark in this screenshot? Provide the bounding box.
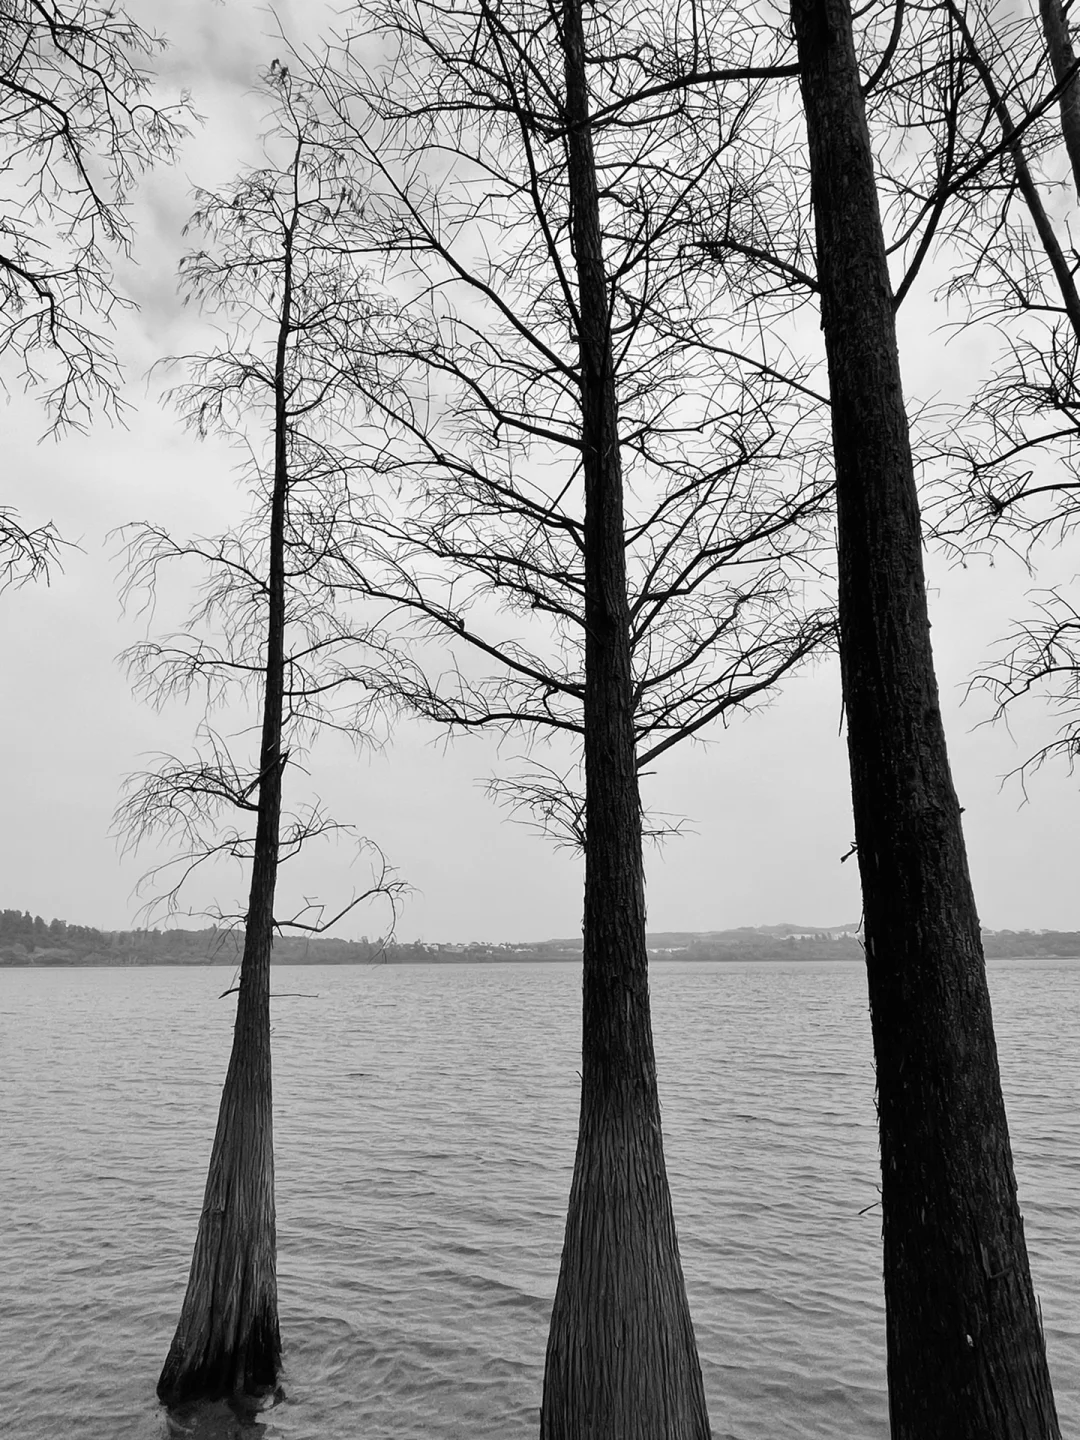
[538,4,711,1437]
[157,224,294,1412]
[156,935,280,1407]
[1039,0,1080,200]
[789,0,1061,1434]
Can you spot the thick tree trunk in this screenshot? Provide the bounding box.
[789,0,1060,1435]
[158,234,294,1411]
[538,5,710,1437]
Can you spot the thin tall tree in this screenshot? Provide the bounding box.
[118,71,401,1409]
[306,5,832,1431]
[537,2,712,1431]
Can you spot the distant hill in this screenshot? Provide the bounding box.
[550,922,862,948]
[1,906,1077,967]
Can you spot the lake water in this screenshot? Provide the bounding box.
[2,959,1078,1439]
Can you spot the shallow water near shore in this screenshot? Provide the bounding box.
[3,958,1078,1439]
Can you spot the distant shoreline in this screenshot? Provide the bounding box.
[4,907,1078,967]
[3,952,1077,970]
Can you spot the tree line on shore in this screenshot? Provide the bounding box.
[6,0,1080,1434]
[6,906,1080,967]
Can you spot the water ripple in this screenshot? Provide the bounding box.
[2,958,1077,1438]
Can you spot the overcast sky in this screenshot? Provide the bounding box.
[2,0,1078,944]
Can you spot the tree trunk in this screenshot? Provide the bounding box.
[789,0,1061,1434]
[1039,0,1080,199]
[538,5,711,1437]
[156,923,280,1407]
[158,230,294,1411]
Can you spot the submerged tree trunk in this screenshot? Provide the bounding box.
[158,230,294,1411]
[156,915,280,1407]
[790,0,1060,1434]
[538,4,711,1437]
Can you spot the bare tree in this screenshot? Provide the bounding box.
[306,0,1068,1427]
[1,1,187,581]
[913,0,1080,791]
[117,71,402,1410]
[1,0,187,423]
[788,0,1061,1429]
[288,4,835,1432]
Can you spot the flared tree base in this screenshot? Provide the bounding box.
[158,1293,281,1408]
[541,1104,710,1440]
